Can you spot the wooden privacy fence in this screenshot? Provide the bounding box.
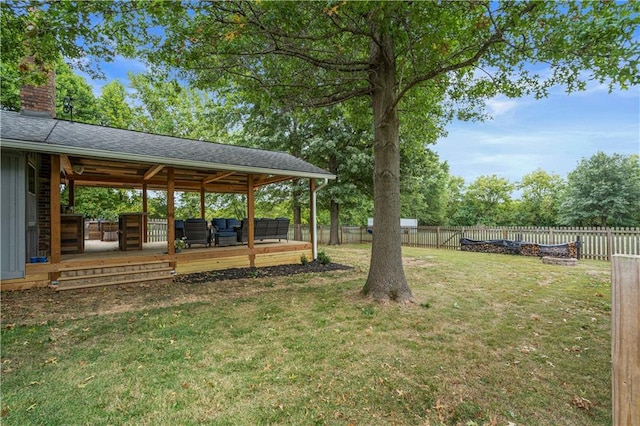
[143,221,639,261]
[146,219,168,243]
[312,225,640,261]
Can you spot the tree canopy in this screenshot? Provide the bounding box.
[517,169,565,227]
[459,174,516,226]
[559,152,640,227]
[2,1,639,302]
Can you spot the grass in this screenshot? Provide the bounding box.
[1,245,613,425]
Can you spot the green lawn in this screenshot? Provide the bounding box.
[1,245,612,425]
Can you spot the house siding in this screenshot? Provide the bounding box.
[1,150,26,279]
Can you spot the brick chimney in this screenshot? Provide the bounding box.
[19,57,56,118]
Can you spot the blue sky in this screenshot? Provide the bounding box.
[434,83,640,185]
[81,58,640,190]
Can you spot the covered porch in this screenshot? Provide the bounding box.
[42,153,322,291]
[0,110,334,291]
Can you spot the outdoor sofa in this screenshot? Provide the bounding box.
[236,218,290,244]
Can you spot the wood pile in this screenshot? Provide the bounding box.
[520,244,540,256]
[460,239,519,255]
[460,238,579,259]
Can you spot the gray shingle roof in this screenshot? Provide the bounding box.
[0,110,334,179]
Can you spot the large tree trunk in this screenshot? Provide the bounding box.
[361,25,414,304]
[328,200,340,245]
[327,154,340,245]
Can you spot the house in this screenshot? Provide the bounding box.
[0,74,335,290]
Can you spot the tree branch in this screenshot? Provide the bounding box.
[392,1,540,111]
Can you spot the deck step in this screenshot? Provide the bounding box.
[58,267,173,281]
[55,261,174,291]
[59,260,171,276]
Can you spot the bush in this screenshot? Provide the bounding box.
[317,250,331,265]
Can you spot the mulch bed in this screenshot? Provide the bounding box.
[173,261,353,284]
[1,262,354,325]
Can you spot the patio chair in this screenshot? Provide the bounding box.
[183,218,210,247]
[211,218,241,246]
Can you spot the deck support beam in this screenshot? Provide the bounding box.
[247,174,255,267]
[310,178,329,260]
[142,183,148,243]
[309,179,316,259]
[200,187,206,219]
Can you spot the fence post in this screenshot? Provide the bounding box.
[611,255,640,426]
[607,228,614,262]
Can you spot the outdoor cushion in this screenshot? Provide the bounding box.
[212,218,228,231]
[212,218,240,233]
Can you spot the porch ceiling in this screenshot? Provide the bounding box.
[63,155,297,193]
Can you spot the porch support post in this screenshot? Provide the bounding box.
[310,178,329,260]
[247,174,255,267]
[309,179,316,259]
[50,154,61,264]
[142,183,148,243]
[167,167,175,255]
[200,186,206,219]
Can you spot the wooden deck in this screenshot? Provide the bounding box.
[1,239,312,291]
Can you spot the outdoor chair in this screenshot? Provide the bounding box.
[211,218,241,246]
[183,218,210,247]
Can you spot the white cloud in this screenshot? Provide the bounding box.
[435,84,639,189]
[485,96,522,117]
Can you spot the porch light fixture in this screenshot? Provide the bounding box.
[63,96,74,121]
